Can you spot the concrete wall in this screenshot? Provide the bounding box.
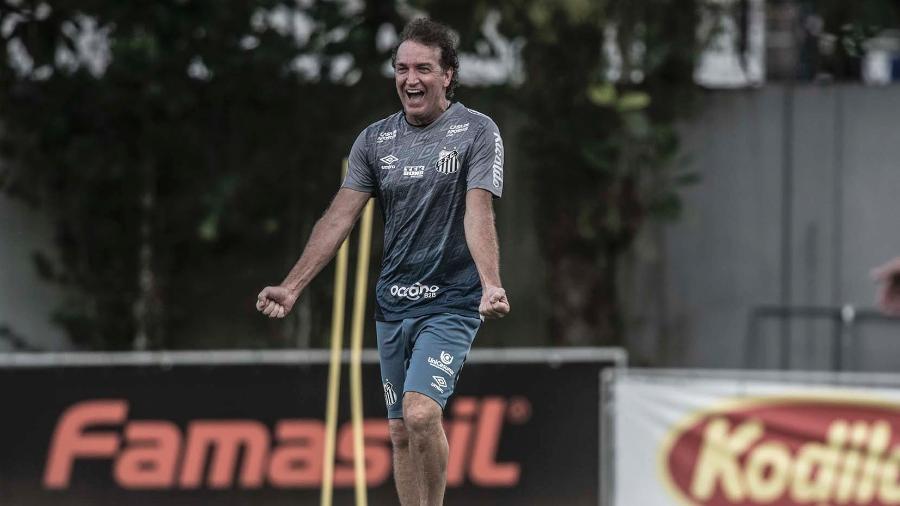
[626,84,900,371]
[0,194,69,351]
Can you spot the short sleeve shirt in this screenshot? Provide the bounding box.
[342,102,504,321]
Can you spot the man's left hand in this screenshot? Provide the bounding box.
[479,286,510,319]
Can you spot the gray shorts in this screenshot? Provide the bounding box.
[375,313,481,419]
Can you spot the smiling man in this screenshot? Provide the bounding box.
[255,18,509,506]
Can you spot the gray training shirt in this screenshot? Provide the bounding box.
[342,102,504,321]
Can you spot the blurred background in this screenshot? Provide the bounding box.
[2,0,900,368]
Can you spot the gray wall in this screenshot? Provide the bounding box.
[0,195,69,351]
[626,84,900,371]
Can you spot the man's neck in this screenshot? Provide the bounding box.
[405,99,451,127]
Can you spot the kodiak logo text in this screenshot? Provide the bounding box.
[662,396,900,505]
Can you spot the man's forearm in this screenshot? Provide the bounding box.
[464,190,502,288]
[281,189,369,295]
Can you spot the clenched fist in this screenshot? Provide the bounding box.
[479,285,510,319]
[256,286,298,319]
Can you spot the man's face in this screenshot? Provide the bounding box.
[394,40,452,126]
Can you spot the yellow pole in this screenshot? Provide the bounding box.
[321,160,350,506]
[350,199,374,506]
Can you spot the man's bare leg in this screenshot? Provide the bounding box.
[389,419,420,505]
[403,392,448,505]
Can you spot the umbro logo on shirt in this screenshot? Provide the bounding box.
[380,154,398,170]
[435,149,460,174]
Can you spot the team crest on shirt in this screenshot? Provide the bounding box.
[435,148,460,174]
[383,380,398,406]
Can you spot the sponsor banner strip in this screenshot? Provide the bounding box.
[0,347,626,368]
[2,353,622,505]
[606,367,900,506]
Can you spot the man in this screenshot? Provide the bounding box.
[255,18,510,505]
[873,257,900,316]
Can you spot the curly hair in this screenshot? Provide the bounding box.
[391,18,460,100]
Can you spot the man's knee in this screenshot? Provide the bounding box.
[389,419,409,450]
[402,392,442,434]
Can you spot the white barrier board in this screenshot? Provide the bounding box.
[610,369,900,506]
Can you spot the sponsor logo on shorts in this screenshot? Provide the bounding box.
[431,375,448,393]
[491,132,503,188]
[428,356,454,376]
[435,148,460,174]
[380,154,398,170]
[383,380,397,407]
[402,165,425,178]
[446,122,469,137]
[390,283,439,301]
[376,130,396,143]
[440,351,454,365]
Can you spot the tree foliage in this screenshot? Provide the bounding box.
[489,0,702,345]
[10,0,891,350]
[0,0,403,349]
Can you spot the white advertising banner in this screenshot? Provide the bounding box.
[610,369,900,506]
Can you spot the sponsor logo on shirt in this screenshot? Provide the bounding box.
[446,123,469,137]
[430,375,448,393]
[376,130,396,143]
[428,356,454,376]
[390,283,439,300]
[402,165,425,178]
[380,154,398,170]
[492,132,504,188]
[440,351,454,365]
[435,148,460,174]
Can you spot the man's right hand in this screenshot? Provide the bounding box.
[256,286,298,319]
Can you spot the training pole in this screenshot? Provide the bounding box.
[321,160,350,506]
[350,198,374,506]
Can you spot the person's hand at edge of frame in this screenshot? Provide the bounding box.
[256,285,298,319]
[479,285,510,320]
[872,257,900,316]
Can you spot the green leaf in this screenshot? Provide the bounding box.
[617,91,651,111]
[587,83,617,106]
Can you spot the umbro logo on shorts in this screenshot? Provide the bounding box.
[430,375,447,393]
[435,149,460,174]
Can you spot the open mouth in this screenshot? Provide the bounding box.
[405,89,425,101]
